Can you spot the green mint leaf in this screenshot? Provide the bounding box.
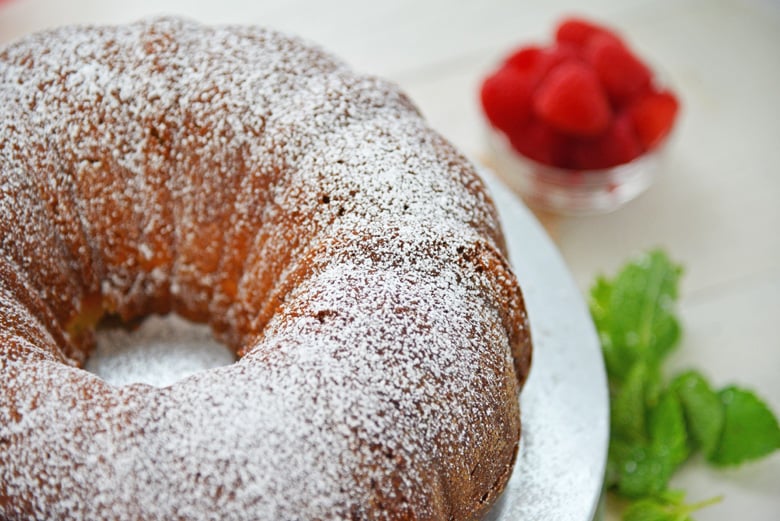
[708,386,780,466]
[590,274,619,377]
[623,498,680,521]
[671,371,724,457]
[608,440,656,497]
[623,493,723,521]
[610,391,689,498]
[610,441,675,498]
[589,249,683,380]
[649,391,690,469]
[656,489,686,505]
[612,363,662,444]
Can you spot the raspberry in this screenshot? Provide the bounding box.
[627,90,679,150]
[533,62,611,137]
[480,66,535,133]
[505,44,580,84]
[539,44,582,74]
[508,118,569,167]
[587,34,652,104]
[504,45,546,75]
[555,17,619,48]
[570,115,642,169]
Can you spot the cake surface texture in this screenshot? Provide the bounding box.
[0,17,531,520]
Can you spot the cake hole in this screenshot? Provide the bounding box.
[85,314,236,388]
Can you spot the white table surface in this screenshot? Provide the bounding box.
[1,0,778,519]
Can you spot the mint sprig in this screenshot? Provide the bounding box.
[589,249,780,520]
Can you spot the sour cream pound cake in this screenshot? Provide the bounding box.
[0,17,531,520]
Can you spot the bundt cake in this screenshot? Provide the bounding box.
[0,17,532,520]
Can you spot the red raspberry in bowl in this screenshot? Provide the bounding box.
[627,89,680,150]
[480,66,535,134]
[586,34,652,105]
[532,61,611,137]
[570,115,643,170]
[554,17,620,48]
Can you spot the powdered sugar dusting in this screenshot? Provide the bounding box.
[87,315,235,388]
[0,17,531,520]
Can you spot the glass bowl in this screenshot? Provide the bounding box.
[486,127,668,216]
